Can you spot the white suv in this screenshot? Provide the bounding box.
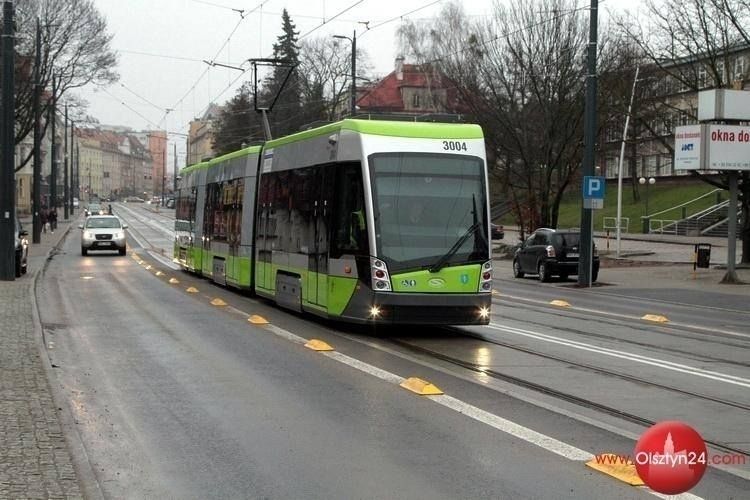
[79,216,128,256]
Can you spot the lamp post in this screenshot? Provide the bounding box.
[333,31,356,117]
[615,65,639,258]
[639,176,655,233]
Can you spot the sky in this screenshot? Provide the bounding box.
[80,0,640,173]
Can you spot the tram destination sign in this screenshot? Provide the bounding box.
[675,124,750,171]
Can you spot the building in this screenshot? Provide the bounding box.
[600,46,750,180]
[187,103,222,166]
[134,130,168,196]
[76,127,154,201]
[354,58,468,118]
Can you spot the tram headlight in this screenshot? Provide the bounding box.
[478,306,490,319]
[369,306,381,318]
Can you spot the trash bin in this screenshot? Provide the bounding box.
[694,243,711,270]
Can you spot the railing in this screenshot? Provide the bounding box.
[645,188,723,220]
[649,219,677,234]
[603,216,629,234]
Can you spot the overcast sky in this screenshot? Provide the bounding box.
[80,0,640,171]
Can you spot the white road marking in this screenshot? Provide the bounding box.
[494,293,750,340]
[428,394,593,461]
[488,323,750,389]
[148,250,180,270]
[247,317,703,498]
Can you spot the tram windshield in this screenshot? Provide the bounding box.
[369,153,489,273]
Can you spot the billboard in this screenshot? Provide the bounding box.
[674,124,750,171]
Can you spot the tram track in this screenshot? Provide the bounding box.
[488,301,750,367]
[387,329,750,459]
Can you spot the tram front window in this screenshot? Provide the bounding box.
[370,153,489,273]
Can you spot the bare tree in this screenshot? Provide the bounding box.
[616,0,750,262]
[297,36,372,123]
[13,0,118,171]
[400,0,623,235]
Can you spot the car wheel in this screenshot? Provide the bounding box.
[118,246,126,256]
[512,259,525,278]
[81,247,87,256]
[592,269,599,283]
[538,261,551,282]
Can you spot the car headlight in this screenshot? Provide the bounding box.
[84,231,94,239]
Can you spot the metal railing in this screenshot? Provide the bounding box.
[603,216,629,234]
[649,219,677,234]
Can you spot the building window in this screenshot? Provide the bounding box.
[412,93,420,108]
[103,171,110,178]
[734,56,746,80]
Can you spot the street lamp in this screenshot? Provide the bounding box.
[333,31,356,117]
[639,176,655,233]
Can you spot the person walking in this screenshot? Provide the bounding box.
[48,208,57,233]
[40,208,48,233]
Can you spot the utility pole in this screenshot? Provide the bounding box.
[0,0,15,280]
[173,142,177,193]
[50,74,56,215]
[32,18,42,244]
[69,121,74,214]
[577,0,598,287]
[351,30,356,117]
[63,104,69,220]
[333,31,357,116]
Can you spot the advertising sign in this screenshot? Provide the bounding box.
[674,124,750,171]
[674,125,703,170]
[706,125,750,170]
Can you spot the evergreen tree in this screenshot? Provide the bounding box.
[212,83,263,156]
[262,9,303,137]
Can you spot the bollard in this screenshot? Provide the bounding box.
[642,217,650,234]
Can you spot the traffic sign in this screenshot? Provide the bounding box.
[583,176,605,209]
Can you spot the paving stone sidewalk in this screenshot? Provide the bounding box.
[0,217,83,499]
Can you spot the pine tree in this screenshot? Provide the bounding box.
[262,9,303,137]
[212,83,263,156]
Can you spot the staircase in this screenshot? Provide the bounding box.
[663,201,741,237]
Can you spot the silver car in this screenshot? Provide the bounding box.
[79,215,128,256]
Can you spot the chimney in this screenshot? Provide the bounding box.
[395,56,404,81]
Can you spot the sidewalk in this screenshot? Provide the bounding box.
[0,214,84,499]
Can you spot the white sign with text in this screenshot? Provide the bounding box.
[674,124,750,171]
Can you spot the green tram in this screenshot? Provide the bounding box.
[174,119,493,324]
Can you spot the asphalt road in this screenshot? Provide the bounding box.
[35,204,749,499]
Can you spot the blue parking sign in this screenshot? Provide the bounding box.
[583,176,605,209]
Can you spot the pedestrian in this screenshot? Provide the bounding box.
[48,208,57,233]
[108,204,113,215]
[40,208,48,233]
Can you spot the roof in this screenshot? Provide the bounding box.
[266,118,483,149]
[357,64,457,111]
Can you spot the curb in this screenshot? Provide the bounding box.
[31,221,105,500]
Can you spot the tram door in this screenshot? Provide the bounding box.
[309,166,331,307]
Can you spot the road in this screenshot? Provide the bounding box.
[36,203,749,499]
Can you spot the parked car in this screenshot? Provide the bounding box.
[165,197,175,209]
[512,228,598,282]
[79,215,128,256]
[73,197,79,208]
[84,203,104,217]
[14,217,28,277]
[124,196,145,203]
[491,223,504,240]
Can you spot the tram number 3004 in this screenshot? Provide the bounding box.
[443,141,468,151]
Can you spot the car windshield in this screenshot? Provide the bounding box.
[88,204,101,211]
[370,153,488,273]
[86,217,121,229]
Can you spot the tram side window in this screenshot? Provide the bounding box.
[204,182,225,243]
[331,163,368,257]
